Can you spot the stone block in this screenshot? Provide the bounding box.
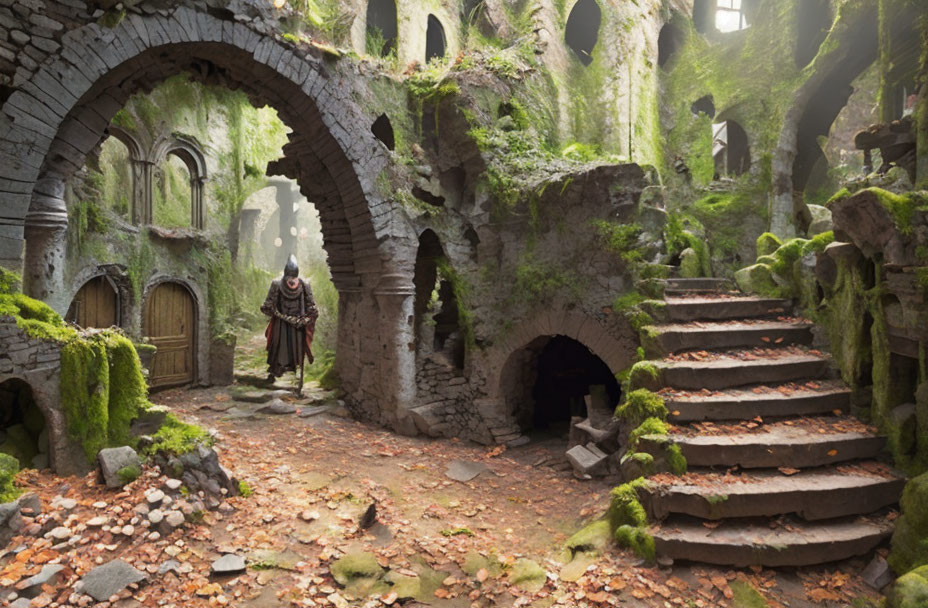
[98,446,140,488]
[566,444,608,476]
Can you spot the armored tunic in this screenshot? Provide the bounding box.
[261,278,318,378]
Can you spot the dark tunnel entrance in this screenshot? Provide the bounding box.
[502,336,621,438]
[0,379,48,470]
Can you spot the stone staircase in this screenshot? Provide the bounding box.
[635,278,905,567]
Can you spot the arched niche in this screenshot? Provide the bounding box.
[499,335,621,434]
[151,135,208,230]
[691,95,716,118]
[0,378,50,470]
[713,119,751,177]
[565,0,602,67]
[795,0,832,68]
[366,0,398,57]
[425,15,447,63]
[658,23,684,68]
[371,114,395,151]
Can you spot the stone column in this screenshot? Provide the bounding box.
[191,175,206,229]
[374,272,418,432]
[917,56,928,188]
[131,159,153,225]
[269,177,298,268]
[23,176,70,314]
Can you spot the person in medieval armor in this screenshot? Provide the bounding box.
[261,254,318,394]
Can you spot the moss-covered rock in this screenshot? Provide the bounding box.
[330,552,386,595]
[625,362,662,392]
[888,565,928,608]
[565,519,612,558]
[508,558,546,592]
[756,233,783,258]
[890,472,928,574]
[730,579,768,608]
[0,453,21,503]
[614,389,667,426]
[614,524,655,562]
[734,263,779,297]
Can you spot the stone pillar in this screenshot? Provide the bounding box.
[269,177,298,268]
[917,46,928,188]
[131,159,153,225]
[191,175,206,229]
[23,176,70,314]
[374,272,418,431]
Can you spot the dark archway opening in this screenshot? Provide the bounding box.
[713,119,751,178]
[504,336,621,437]
[426,15,447,63]
[371,114,395,151]
[413,230,464,368]
[0,379,48,470]
[462,0,484,25]
[565,0,601,67]
[658,23,684,68]
[691,95,716,118]
[366,0,398,57]
[795,0,831,68]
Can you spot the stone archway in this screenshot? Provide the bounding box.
[0,5,419,421]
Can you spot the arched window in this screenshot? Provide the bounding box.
[151,137,208,230]
[97,137,132,219]
[713,120,751,177]
[371,114,395,151]
[715,0,748,33]
[565,0,601,66]
[425,15,447,63]
[658,23,684,68]
[366,0,398,57]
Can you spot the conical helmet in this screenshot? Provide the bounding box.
[284,254,299,278]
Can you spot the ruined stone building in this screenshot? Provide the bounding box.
[1,0,928,583]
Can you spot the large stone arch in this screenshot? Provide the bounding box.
[0,5,420,421]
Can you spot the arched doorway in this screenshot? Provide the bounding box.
[66,275,119,329]
[366,0,398,57]
[0,379,48,470]
[144,281,197,389]
[500,336,621,437]
[565,0,602,66]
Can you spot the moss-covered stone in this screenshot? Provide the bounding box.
[330,552,386,595]
[756,233,783,258]
[730,579,767,608]
[734,263,779,297]
[564,519,612,558]
[614,389,667,426]
[626,362,662,392]
[614,524,655,562]
[0,453,21,503]
[890,472,928,574]
[508,558,546,592]
[888,565,928,608]
[142,413,212,456]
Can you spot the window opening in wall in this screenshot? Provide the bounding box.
[154,154,193,229]
[565,0,602,67]
[97,137,132,220]
[712,120,751,177]
[366,0,398,57]
[371,114,395,151]
[425,15,447,63]
[0,379,49,470]
[716,0,748,33]
[658,23,684,68]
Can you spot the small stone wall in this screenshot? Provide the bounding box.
[0,319,87,476]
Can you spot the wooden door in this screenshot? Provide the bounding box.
[67,276,118,329]
[144,282,196,389]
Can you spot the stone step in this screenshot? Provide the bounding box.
[664,384,850,422]
[645,321,813,355]
[641,465,905,521]
[651,296,793,323]
[652,514,894,567]
[661,278,734,296]
[655,351,830,391]
[639,428,886,469]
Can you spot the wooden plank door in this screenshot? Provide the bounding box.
[144,282,196,389]
[67,276,118,329]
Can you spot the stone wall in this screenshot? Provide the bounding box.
[0,319,86,476]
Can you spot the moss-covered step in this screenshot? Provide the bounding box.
[641,464,905,521]
[643,320,813,356]
[652,514,894,568]
[654,350,830,391]
[660,278,735,296]
[653,296,793,323]
[638,427,886,469]
[664,382,851,422]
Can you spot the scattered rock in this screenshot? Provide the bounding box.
[359,502,377,529]
[259,398,297,415]
[165,479,182,491]
[508,558,546,592]
[565,444,609,477]
[46,526,71,541]
[158,560,180,575]
[17,564,65,598]
[861,555,893,590]
[98,447,141,489]
[444,460,489,483]
[146,489,165,506]
[330,552,385,591]
[79,559,146,602]
[86,516,108,527]
[211,554,246,575]
[148,509,164,524]
[164,511,185,528]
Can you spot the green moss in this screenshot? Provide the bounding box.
[626,361,661,391]
[756,233,783,258]
[615,389,668,427]
[825,187,852,207]
[117,465,140,484]
[330,552,386,594]
[890,564,928,608]
[0,268,20,295]
[890,473,928,573]
[607,478,649,530]
[730,579,767,608]
[436,258,476,347]
[98,8,125,28]
[564,519,612,557]
[440,527,475,537]
[868,188,928,235]
[508,558,546,592]
[801,231,835,256]
[0,454,21,504]
[627,417,669,451]
[614,525,655,562]
[734,263,781,298]
[142,413,211,457]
